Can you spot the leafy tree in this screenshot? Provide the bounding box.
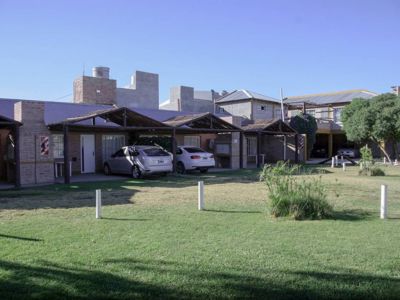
[342,93,400,162]
[289,113,318,159]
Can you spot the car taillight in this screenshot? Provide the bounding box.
[210,155,214,158]
[190,155,201,159]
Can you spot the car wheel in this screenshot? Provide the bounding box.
[176,162,186,174]
[104,164,111,175]
[200,168,208,174]
[132,165,142,179]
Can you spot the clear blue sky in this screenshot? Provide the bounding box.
[0,0,399,103]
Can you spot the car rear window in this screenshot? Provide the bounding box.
[184,147,206,153]
[143,148,170,156]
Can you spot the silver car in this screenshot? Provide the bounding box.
[104,146,173,178]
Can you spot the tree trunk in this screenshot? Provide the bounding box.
[372,138,392,163]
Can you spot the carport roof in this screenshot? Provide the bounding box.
[163,112,242,131]
[0,114,21,127]
[241,119,297,135]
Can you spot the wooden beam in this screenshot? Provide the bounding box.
[63,125,70,184]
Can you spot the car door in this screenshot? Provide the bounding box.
[121,148,134,174]
[109,149,125,173]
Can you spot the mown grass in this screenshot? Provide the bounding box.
[0,166,400,299]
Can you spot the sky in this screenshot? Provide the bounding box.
[0,0,399,103]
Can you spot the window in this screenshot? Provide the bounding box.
[258,105,266,111]
[143,148,170,156]
[215,144,230,154]
[52,134,64,158]
[306,109,315,117]
[183,136,200,147]
[320,108,329,119]
[334,108,342,123]
[184,147,206,153]
[113,149,125,157]
[102,135,125,162]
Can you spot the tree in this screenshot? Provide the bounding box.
[342,93,400,162]
[289,113,318,159]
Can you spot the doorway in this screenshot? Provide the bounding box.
[81,134,95,173]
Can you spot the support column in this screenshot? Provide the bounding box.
[294,134,299,164]
[239,132,243,169]
[63,125,70,184]
[171,128,177,173]
[257,132,262,168]
[328,133,333,158]
[13,124,21,188]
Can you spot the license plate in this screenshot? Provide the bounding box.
[158,160,164,164]
[202,157,208,160]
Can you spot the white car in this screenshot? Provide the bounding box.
[176,146,215,174]
[337,148,358,158]
[104,146,173,178]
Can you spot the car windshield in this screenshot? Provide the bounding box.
[143,148,170,156]
[184,147,206,153]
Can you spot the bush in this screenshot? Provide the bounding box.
[260,161,332,220]
[359,167,385,176]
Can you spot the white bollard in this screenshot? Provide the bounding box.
[198,181,205,211]
[96,189,102,219]
[341,155,344,162]
[331,157,335,168]
[380,185,387,219]
[335,156,338,167]
[383,157,386,165]
[342,163,346,171]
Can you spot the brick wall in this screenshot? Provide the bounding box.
[14,101,55,185]
[73,76,117,105]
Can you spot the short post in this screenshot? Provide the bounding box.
[331,157,335,168]
[341,155,344,162]
[342,162,346,171]
[335,155,338,167]
[96,189,102,219]
[198,181,204,211]
[380,185,387,219]
[383,157,386,165]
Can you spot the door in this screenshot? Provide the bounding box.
[81,135,95,173]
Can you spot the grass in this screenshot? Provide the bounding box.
[0,166,400,299]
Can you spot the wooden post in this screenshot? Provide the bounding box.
[63,125,70,184]
[294,134,299,163]
[13,124,21,188]
[171,128,177,173]
[239,132,244,169]
[96,189,102,219]
[380,185,387,219]
[257,132,262,168]
[198,181,204,210]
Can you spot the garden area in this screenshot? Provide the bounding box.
[0,166,400,299]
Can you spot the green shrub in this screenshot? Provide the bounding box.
[359,166,385,176]
[260,161,332,220]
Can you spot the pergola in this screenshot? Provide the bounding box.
[0,114,22,187]
[242,119,299,167]
[48,108,243,183]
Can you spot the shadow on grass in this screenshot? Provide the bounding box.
[0,234,42,242]
[1,258,397,299]
[330,209,375,221]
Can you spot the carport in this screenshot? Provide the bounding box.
[164,112,244,169]
[48,107,172,184]
[0,114,21,188]
[48,108,243,184]
[241,119,299,167]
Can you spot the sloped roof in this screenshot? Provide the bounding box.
[48,107,169,128]
[285,89,378,106]
[0,113,22,127]
[163,112,241,130]
[241,119,297,134]
[216,89,280,104]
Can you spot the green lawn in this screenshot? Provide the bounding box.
[1,166,400,299]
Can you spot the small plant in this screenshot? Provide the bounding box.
[260,161,332,220]
[358,145,385,176]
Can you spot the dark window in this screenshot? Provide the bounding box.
[114,149,125,157]
[184,147,206,153]
[143,148,170,156]
[176,148,183,155]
